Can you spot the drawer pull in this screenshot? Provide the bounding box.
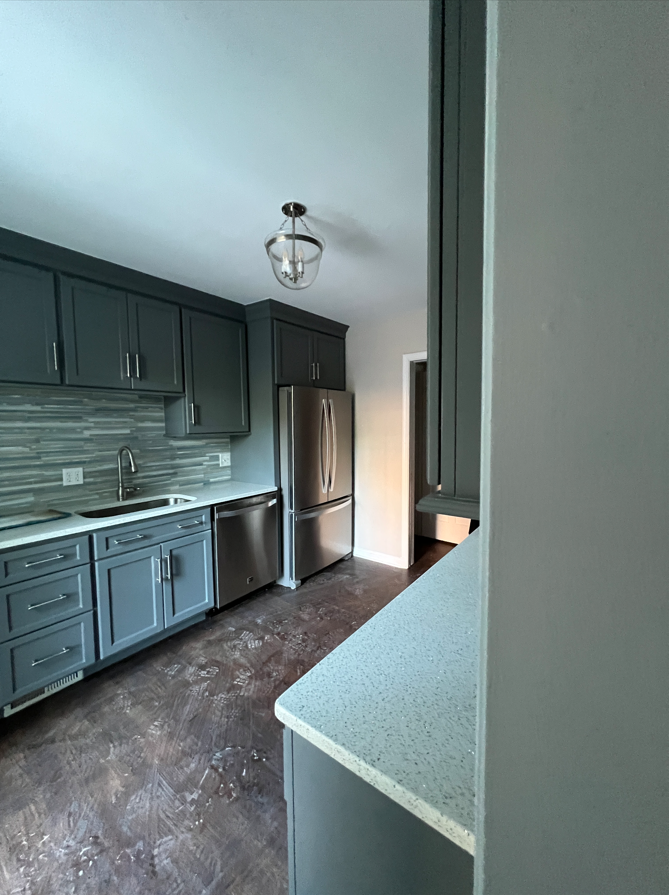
[32,646,72,667]
[24,554,65,568]
[28,593,70,611]
[177,520,202,529]
[113,534,146,545]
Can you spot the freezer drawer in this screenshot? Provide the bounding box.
[293,496,352,584]
[215,493,278,608]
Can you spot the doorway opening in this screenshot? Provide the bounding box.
[402,353,470,568]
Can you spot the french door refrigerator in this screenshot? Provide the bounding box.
[278,386,353,588]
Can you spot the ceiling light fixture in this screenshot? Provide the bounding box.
[264,202,325,290]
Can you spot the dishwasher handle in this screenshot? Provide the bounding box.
[216,497,277,519]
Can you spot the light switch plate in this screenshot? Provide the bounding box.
[62,467,84,486]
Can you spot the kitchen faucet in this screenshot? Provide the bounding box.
[117,445,139,502]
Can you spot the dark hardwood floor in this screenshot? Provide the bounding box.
[0,539,453,895]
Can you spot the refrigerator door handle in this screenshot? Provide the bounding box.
[320,398,330,493]
[328,398,337,492]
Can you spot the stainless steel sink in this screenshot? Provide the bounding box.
[76,496,195,518]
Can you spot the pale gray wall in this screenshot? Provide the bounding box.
[477,2,669,894]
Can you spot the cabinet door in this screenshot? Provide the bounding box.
[60,276,131,389]
[314,333,346,390]
[95,546,164,657]
[162,531,214,627]
[274,320,314,386]
[182,310,249,434]
[0,258,60,385]
[127,294,183,393]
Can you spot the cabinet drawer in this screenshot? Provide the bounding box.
[0,536,90,586]
[0,612,95,706]
[0,566,93,643]
[93,510,210,558]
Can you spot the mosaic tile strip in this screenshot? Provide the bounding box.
[0,387,231,512]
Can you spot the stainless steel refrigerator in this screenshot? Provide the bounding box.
[278,386,353,588]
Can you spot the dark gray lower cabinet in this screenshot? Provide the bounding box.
[0,258,61,386]
[96,545,164,657]
[95,532,214,658]
[284,730,474,895]
[162,531,214,626]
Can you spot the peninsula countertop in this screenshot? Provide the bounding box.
[0,480,277,551]
[275,530,481,855]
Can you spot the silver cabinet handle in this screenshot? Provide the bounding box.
[311,362,316,380]
[154,555,162,584]
[25,554,65,568]
[163,553,172,581]
[316,362,320,380]
[113,534,146,545]
[134,354,141,379]
[52,342,59,372]
[125,353,132,379]
[177,520,202,529]
[32,646,71,667]
[328,398,337,492]
[28,593,70,611]
[189,403,197,426]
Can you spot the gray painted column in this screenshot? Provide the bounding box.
[477,2,669,893]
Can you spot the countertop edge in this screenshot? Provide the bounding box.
[276,703,476,855]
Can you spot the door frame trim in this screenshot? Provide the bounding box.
[402,351,427,569]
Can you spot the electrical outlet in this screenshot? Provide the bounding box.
[62,467,84,486]
[219,453,230,467]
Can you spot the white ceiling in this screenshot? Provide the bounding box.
[0,0,429,324]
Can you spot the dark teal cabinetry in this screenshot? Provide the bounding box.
[164,310,249,435]
[0,535,95,712]
[274,319,345,390]
[418,0,485,520]
[284,730,473,895]
[60,277,131,389]
[95,522,214,659]
[60,276,183,393]
[0,258,60,386]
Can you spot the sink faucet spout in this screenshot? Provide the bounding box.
[117,445,139,502]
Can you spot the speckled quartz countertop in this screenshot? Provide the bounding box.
[0,480,276,550]
[275,531,481,855]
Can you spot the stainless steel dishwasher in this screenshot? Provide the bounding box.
[214,492,279,608]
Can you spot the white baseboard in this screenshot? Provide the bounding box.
[352,547,408,569]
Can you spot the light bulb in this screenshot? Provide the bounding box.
[281,251,290,275]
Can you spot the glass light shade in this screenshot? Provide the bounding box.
[264,217,325,290]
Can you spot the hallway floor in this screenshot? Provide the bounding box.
[0,539,452,895]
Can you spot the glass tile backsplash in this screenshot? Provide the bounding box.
[0,387,231,512]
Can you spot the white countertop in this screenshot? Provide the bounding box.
[275,531,481,855]
[0,480,277,551]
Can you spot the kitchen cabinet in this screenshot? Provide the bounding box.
[0,258,61,386]
[284,730,473,895]
[60,276,131,389]
[418,0,485,521]
[127,293,183,393]
[95,525,214,658]
[60,276,184,393]
[164,309,249,435]
[162,530,214,626]
[274,320,345,390]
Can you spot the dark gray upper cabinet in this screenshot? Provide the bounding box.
[274,320,314,387]
[274,320,346,390]
[60,276,131,389]
[162,530,214,627]
[0,258,60,385]
[313,332,346,390]
[165,309,249,435]
[127,293,183,393]
[419,0,485,520]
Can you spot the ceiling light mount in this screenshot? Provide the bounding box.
[265,202,325,290]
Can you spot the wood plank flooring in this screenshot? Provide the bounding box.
[0,539,452,895]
